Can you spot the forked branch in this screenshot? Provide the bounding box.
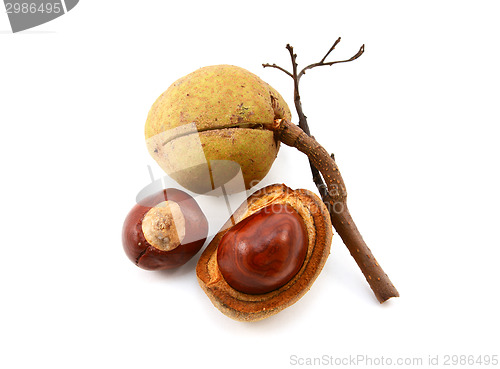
[263,37,365,83]
[263,39,399,303]
[298,39,365,81]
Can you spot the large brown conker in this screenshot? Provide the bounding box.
[196,184,333,321]
[217,203,308,295]
[122,189,208,270]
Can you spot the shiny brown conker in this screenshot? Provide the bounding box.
[122,188,208,270]
[217,204,308,294]
[196,184,333,322]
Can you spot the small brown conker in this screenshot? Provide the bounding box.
[122,188,208,270]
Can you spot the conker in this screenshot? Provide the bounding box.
[217,204,308,294]
[144,65,291,194]
[122,189,208,270]
[196,184,333,321]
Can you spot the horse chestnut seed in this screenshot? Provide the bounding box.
[217,204,308,294]
[197,184,333,321]
[122,188,208,270]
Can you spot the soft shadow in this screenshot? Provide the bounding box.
[153,253,200,279]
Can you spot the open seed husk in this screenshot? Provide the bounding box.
[196,183,333,321]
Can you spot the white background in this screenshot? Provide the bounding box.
[1,1,499,368]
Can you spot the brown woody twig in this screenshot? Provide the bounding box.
[263,39,399,303]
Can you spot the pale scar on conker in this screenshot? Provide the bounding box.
[122,188,208,270]
[196,183,333,322]
[144,65,291,194]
